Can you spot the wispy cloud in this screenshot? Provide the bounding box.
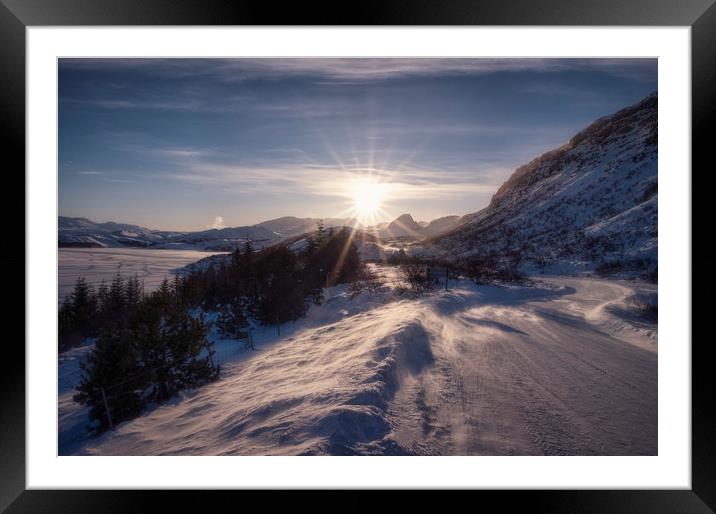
[60,96,249,113]
[60,57,656,83]
[158,159,501,201]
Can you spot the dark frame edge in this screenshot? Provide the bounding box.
[0,1,26,513]
[691,0,716,511]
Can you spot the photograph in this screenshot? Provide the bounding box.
[57,57,658,457]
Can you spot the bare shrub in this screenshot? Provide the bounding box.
[348,264,384,296]
[463,255,526,285]
[399,258,435,295]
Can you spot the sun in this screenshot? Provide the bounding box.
[352,179,386,222]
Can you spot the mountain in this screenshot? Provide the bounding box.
[58,217,179,248]
[421,215,462,238]
[58,215,361,251]
[159,226,279,251]
[383,213,422,238]
[366,213,461,240]
[257,216,358,238]
[428,93,658,277]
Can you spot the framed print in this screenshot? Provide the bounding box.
[2,0,710,511]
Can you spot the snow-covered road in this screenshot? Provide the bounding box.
[66,271,657,456]
[388,276,657,455]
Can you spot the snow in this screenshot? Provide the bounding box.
[60,265,657,456]
[58,248,227,301]
[58,341,96,453]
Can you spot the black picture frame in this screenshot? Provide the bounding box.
[1,0,708,510]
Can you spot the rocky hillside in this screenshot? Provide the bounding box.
[429,93,658,278]
[421,215,462,238]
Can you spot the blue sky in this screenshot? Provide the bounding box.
[59,58,657,231]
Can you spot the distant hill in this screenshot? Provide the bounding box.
[58,215,360,251]
[257,216,359,238]
[58,217,178,248]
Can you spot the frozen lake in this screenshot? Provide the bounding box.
[58,248,226,301]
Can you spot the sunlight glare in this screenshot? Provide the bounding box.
[352,179,386,221]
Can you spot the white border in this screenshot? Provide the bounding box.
[27,27,691,489]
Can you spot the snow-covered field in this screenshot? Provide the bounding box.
[58,248,227,300]
[59,265,657,456]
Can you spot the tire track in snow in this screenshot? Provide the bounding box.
[383,276,657,455]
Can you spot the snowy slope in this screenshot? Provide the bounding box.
[420,215,462,238]
[62,266,657,456]
[428,93,658,277]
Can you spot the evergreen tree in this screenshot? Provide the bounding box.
[69,276,97,333]
[172,273,184,304]
[75,293,219,432]
[303,235,318,256]
[153,278,175,313]
[135,301,218,403]
[58,296,74,351]
[239,240,259,313]
[105,269,126,321]
[242,239,254,258]
[74,325,146,432]
[125,274,144,313]
[255,245,306,331]
[326,228,361,286]
[315,219,327,247]
[217,301,252,348]
[96,279,109,312]
[58,276,98,349]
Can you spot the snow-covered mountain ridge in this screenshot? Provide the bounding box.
[58,216,358,251]
[59,212,464,252]
[427,93,658,278]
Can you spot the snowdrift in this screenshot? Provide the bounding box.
[61,269,657,456]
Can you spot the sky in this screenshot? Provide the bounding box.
[58,58,657,231]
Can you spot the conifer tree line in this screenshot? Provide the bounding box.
[63,269,219,433]
[176,223,364,330]
[61,223,365,432]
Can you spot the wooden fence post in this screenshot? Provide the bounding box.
[100,387,114,429]
[205,340,215,370]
